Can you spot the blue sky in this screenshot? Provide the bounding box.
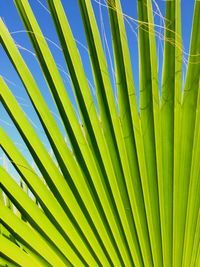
[0,0,196,176]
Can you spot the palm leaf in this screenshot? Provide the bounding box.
[0,0,199,266]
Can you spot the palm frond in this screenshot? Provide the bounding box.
[0,0,200,266]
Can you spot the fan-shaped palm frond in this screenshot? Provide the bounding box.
[0,0,200,266]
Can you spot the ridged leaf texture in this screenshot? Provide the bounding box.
[0,0,200,266]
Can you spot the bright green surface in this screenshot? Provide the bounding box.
[0,1,199,266]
